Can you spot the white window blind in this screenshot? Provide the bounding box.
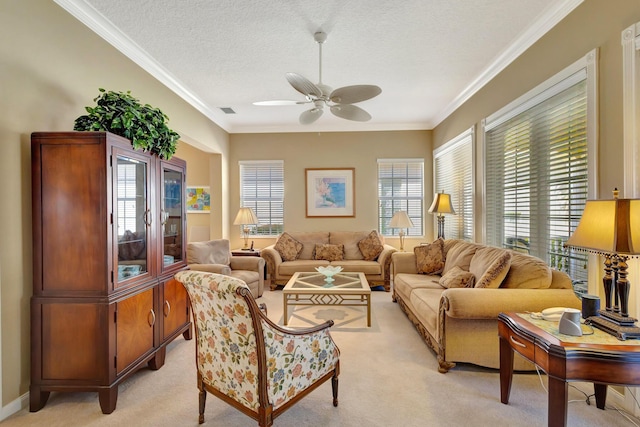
[117,161,141,235]
[485,72,589,282]
[433,129,474,241]
[239,161,284,236]
[378,159,424,236]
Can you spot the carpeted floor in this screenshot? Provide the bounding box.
[4,289,639,426]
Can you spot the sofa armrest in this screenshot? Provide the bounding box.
[391,252,418,275]
[230,256,265,272]
[440,288,582,320]
[261,245,282,280]
[188,263,232,275]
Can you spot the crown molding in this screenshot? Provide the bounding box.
[431,0,584,128]
[53,0,232,132]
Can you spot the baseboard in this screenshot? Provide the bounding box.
[0,391,28,421]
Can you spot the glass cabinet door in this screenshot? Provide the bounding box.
[114,152,151,286]
[160,163,184,272]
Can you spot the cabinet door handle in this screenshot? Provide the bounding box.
[164,300,171,317]
[148,309,156,327]
[510,335,527,348]
[144,209,152,226]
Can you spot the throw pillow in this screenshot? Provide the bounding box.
[470,247,512,289]
[358,230,384,261]
[414,238,445,275]
[439,265,476,288]
[314,244,344,261]
[274,232,303,261]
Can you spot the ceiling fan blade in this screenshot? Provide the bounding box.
[329,85,382,104]
[286,72,323,98]
[300,108,324,125]
[330,104,372,122]
[253,100,307,106]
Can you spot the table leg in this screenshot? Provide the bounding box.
[594,383,608,409]
[283,294,288,325]
[548,377,568,427]
[499,336,514,404]
[367,295,371,327]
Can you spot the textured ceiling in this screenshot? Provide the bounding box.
[56,0,581,133]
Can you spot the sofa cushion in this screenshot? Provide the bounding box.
[442,241,479,276]
[414,239,445,275]
[470,247,512,289]
[288,231,330,260]
[357,230,384,261]
[439,266,476,288]
[330,231,369,260]
[278,260,329,276]
[409,288,445,340]
[314,243,344,261]
[274,232,304,261]
[501,251,552,289]
[187,239,230,265]
[330,260,382,275]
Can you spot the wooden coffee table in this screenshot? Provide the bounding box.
[283,272,371,327]
[499,312,640,427]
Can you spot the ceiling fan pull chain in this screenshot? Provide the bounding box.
[318,41,323,86]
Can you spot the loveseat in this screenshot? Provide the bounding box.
[392,239,581,373]
[261,230,397,291]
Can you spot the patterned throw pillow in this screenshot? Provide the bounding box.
[274,232,303,261]
[439,265,476,288]
[414,238,445,275]
[470,247,512,289]
[358,230,384,261]
[314,244,344,261]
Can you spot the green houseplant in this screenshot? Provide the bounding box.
[74,88,180,159]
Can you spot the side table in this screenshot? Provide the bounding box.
[231,249,267,280]
[498,312,640,427]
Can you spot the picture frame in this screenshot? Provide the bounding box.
[186,186,211,213]
[305,168,355,217]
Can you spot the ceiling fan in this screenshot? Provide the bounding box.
[253,31,382,124]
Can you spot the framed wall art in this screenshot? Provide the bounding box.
[305,168,355,217]
[186,186,211,213]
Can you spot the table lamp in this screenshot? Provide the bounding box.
[564,189,640,339]
[233,207,259,250]
[389,211,414,251]
[428,191,455,239]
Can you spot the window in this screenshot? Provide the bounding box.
[433,128,474,241]
[239,161,284,236]
[484,51,597,283]
[378,159,424,237]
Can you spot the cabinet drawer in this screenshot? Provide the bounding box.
[505,329,535,361]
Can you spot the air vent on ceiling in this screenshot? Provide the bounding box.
[220,107,236,114]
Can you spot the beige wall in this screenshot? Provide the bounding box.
[0,0,229,407]
[433,0,640,239]
[229,131,433,250]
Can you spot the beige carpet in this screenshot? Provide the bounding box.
[4,289,639,426]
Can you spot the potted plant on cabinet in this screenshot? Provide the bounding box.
[73,88,180,159]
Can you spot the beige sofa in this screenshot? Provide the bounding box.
[392,239,581,373]
[187,239,265,298]
[261,230,397,291]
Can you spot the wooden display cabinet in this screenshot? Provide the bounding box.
[30,131,192,414]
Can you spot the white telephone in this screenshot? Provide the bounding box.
[530,307,570,321]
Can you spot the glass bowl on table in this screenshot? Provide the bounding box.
[315,265,343,286]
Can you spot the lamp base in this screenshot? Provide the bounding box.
[586,315,640,340]
[598,309,637,326]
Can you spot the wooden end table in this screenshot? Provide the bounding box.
[499,312,640,427]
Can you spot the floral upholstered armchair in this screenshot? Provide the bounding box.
[175,271,340,426]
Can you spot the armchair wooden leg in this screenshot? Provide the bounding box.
[198,389,206,424]
[332,372,339,407]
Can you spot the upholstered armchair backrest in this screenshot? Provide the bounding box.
[186,239,231,265]
[175,271,260,411]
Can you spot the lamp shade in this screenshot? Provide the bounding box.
[389,211,414,229]
[233,207,259,225]
[428,192,456,215]
[565,198,640,256]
